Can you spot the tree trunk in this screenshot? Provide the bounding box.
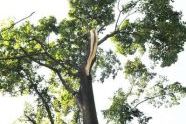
[77,71,98,124]
[75,29,98,124]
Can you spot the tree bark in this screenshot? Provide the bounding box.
[75,29,99,124]
[77,70,98,124]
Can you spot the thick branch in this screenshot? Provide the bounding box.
[98,30,120,45]
[98,29,140,45]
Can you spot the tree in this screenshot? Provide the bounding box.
[1,0,186,124]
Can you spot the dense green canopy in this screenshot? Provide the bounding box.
[0,0,186,123]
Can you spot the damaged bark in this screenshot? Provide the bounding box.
[76,29,99,124]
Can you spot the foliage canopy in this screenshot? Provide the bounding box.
[0,0,186,123]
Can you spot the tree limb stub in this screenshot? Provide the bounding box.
[84,29,98,76]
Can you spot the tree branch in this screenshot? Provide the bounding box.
[98,25,106,33]
[119,10,138,27]
[134,93,172,108]
[98,28,141,45]
[56,70,77,95]
[115,0,122,30]
[31,37,79,77]
[32,84,54,124]
[115,11,122,30]
[20,47,76,95]
[25,114,37,124]
[24,70,54,124]
[19,47,58,71]
[31,37,58,62]
[0,12,35,33]
[99,2,139,45]
[125,83,135,99]
[98,30,120,45]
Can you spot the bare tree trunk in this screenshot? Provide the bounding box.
[77,71,98,124]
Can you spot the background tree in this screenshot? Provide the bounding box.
[0,0,186,124]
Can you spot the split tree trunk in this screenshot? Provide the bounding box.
[76,29,99,124]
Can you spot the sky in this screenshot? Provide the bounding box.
[0,0,186,124]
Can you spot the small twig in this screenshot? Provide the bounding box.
[134,93,172,108]
[125,83,135,99]
[123,10,137,21]
[117,0,121,12]
[115,11,122,30]
[98,26,105,33]
[115,0,122,30]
